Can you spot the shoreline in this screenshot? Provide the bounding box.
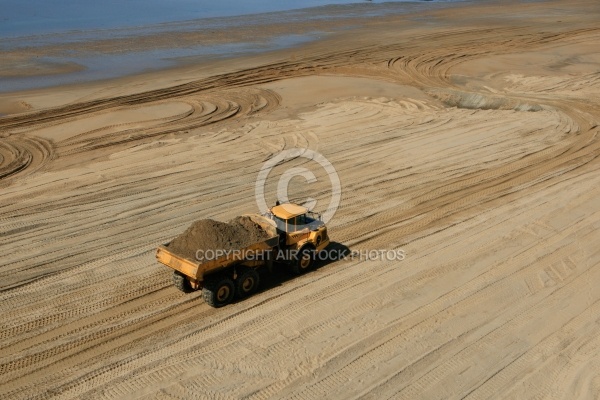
[0,1,467,95]
[0,0,465,39]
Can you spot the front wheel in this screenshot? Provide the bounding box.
[202,276,235,308]
[291,246,315,275]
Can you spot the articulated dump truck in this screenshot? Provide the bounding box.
[156,203,330,307]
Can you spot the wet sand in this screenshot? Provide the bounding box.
[1,0,600,398]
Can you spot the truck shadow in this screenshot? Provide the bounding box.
[248,241,351,300]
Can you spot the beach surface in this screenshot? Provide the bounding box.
[1,0,600,398]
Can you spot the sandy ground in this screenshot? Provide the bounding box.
[2,0,600,398]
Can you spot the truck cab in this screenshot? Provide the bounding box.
[269,203,330,258]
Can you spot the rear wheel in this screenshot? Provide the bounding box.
[172,271,193,293]
[202,276,235,308]
[291,246,315,275]
[235,267,260,298]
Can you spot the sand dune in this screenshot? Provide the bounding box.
[1,1,600,398]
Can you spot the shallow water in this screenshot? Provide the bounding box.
[0,0,456,37]
[0,0,462,92]
[0,34,318,92]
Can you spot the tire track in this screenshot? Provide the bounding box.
[0,135,54,185]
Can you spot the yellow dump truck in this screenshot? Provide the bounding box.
[156,203,330,307]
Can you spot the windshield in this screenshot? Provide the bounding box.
[273,213,316,232]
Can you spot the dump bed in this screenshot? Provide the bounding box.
[156,214,278,281]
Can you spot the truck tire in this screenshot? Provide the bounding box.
[202,276,235,308]
[235,267,260,298]
[291,246,315,275]
[172,271,193,293]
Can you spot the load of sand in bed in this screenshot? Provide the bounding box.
[167,215,272,260]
